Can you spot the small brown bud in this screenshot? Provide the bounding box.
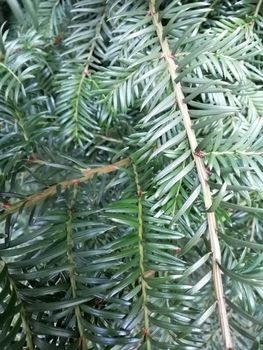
[27,154,37,163]
[71,179,81,185]
[146,11,156,16]
[194,150,205,158]
[54,34,62,45]
[143,328,150,337]
[83,68,91,77]
[174,247,182,254]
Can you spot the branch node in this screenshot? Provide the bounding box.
[83,68,91,77]
[147,10,156,16]
[71,179,81,185]
[194,150,205,158]
[143,328,150,337]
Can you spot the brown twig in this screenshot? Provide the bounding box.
[0,158,130,218]
[149,1,234,349]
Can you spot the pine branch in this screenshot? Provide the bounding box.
[149,1,234,349]
[0,158,130,218]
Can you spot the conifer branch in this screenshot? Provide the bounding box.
[0,158,130,218]
[205,151,263,156]
[67,203,88,350]
[149,1,234,349]
[133,163,151,349]
[5,265,34,350]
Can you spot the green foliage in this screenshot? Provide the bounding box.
[0,0,263,349]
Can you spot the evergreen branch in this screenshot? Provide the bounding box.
[72,76,85,140]
[205,151,263,156]
[50,0,61,33]
[70,15,103,140]
[149,1,234,349]
[0,62,23,86]
[132,163,150,349]
[85,13,105,72]
[66,202,88,350]
[6,267,34,350]
[59,10,106,144]
[71,13,104,139]
[16,112,29,142]
[0,158,130,217]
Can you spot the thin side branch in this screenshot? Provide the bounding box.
[5,264,34,350]
[73,13,105,138]
[1,158,130,217]
[149,1,234,349]
[133,164,151,349]
[251,0,262,28]
[67,205,88,350]
[205,151,263,156]
[255,0,263,17]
